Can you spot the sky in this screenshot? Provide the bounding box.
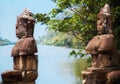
[0,0,56,42]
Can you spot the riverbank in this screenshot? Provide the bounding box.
[0,42,15,46]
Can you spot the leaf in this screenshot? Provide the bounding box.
[69,50,76,56]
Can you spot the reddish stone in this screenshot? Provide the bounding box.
[82,4,120,84]
[3,81,35,84]
[25,55,38,71]
[16,9,35,39]
[12,38,37,56]
[1,9,38,84]
[22,71,38,81]
[13,56,22,70]
[86,34,115,55]
[1,70,22,81]
[107,71,120,84]
[86,34,116,68]
[14,55,38,71]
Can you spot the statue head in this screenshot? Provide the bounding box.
[97,4,112,35]
[16,9,35,39]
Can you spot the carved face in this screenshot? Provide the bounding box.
[97,15,107,35]
[15,9,35,39]
[16,21,27,39]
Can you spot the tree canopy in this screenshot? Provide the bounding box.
[35,0,120,49]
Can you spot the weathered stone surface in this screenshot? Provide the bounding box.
[13,56,25,70]
[22,71,38,81]
[1,70,22,81]
[12,8,37,57]
[3,81,14,84]
[14,81,35,84]
[97,4,112,34]
[25,55,38,71]
[3,81,35,84]
[86,34,116,68]
[12,38,37,56]
[14,55,38,71]
[1,70,37,82]
[86,36,100,55]
[82,71,94,84]
[13,56,19,70]
[98,35,115,53]
[86,34,115,55]
[82,4,120,84]
[107,71,120,84]
[16,9,35,39]
[15,81,35,84]
[98,54,119,68]
[85,3,116,68]
[1,9,38,84]
[12,9,37,57]
[82,68,107,84]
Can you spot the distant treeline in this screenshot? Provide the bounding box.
[0,37,14,46]
[38,30,83,49]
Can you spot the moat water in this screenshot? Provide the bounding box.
[0,44,76,84]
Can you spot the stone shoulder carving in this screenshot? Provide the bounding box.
[12,38,37,56]
[86,34,115,55]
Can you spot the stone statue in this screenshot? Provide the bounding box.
[1,9,38,84]
[12,9,37,56]
[82,4,120,84]
[86,4,116,68]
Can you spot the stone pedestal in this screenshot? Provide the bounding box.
[1,70,37,84]
[82,67,120,84]
[1,55,38,83]
[82,68,106,84]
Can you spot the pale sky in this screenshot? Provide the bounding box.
[0,0,55,42]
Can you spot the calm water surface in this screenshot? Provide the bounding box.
[0,45,76,84]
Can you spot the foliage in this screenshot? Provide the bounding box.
[0,37,11,45]
[35,0,120,49]
[69,49,91,63]
[35,13,50,24]
[35,0,120,63]
[35,1,120,83]
[73,58,91,81]
[69,50,86,58]
[39,30,82,48]
[111,1,120,49]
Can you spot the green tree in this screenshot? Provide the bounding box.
[35,1,120,83]
[35,0,120,49]
[39,30,81,48]
[110,0,120,50]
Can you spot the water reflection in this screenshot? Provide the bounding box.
[37,45,76,84]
